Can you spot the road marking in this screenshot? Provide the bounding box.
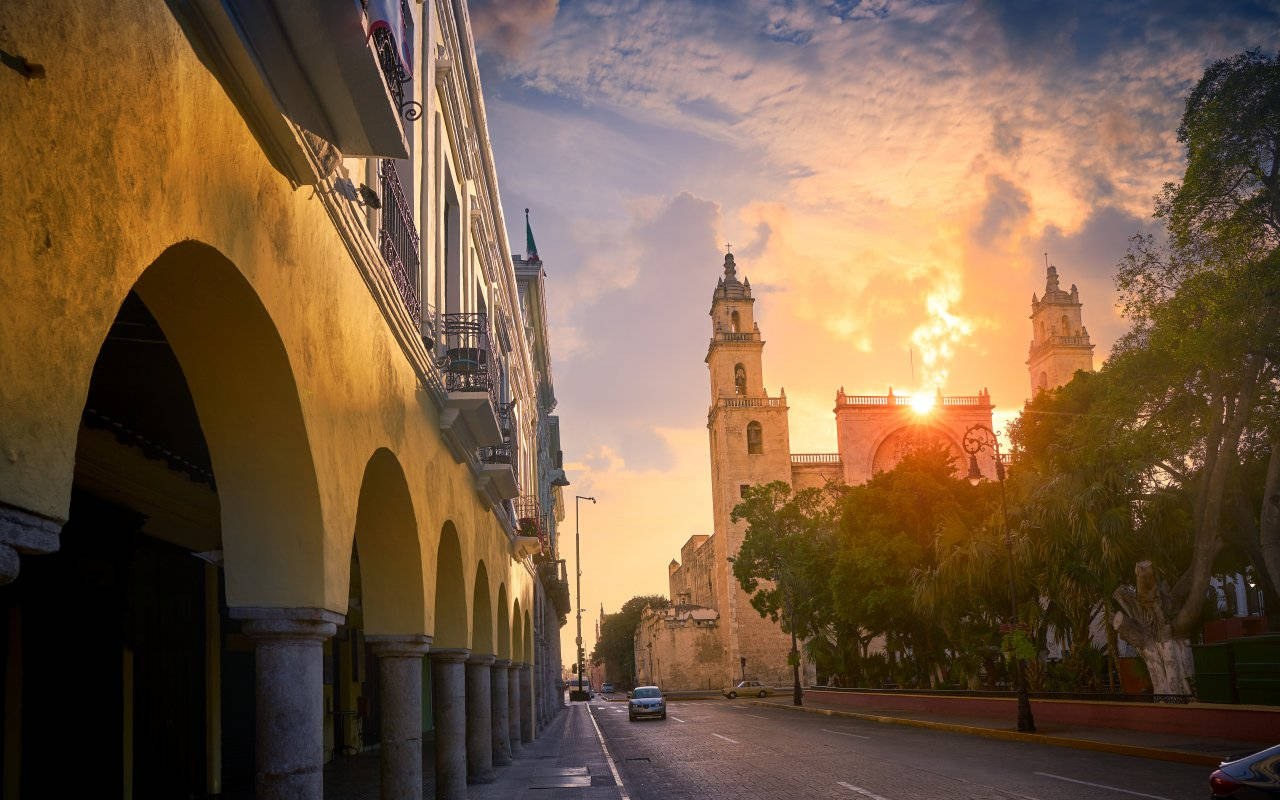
[744,713,767,719]
[837,781,891,800]
[1033,772,1171,800]
[586,706,631,800]
[669,716,686,723]
[711,733,740,743]
[822,728,871,739]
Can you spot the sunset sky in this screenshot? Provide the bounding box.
[469,0,1280,660]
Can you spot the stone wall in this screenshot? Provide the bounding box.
[633,605,725,690]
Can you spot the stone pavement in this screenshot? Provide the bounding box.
[753,696,1265,763]
[469,701,624,800]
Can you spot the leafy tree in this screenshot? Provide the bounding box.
[590,594,669,689]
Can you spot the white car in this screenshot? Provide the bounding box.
[628,686,666,721]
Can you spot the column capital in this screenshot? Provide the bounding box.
[429,647,471,664]
[492,658,512,668]
[467,653,496,666]
[368,633,432,658]
[508,661,526,671]
[230,607,343,640]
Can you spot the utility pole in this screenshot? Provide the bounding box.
[574,495,595,699]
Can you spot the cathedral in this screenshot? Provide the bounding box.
[634,254,1094,690]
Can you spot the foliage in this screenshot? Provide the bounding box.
[589,594,669,688]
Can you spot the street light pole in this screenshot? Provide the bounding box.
[574,495,595,699]
[963,423,1036,733]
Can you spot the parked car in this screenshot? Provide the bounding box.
[723,680,775,699]
[628,685,667,721]
[601,682,615,694]
[1210,744,1280,797]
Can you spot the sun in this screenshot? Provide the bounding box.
[909,393,935,415]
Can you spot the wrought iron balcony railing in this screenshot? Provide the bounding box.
[479,401,518,484]
[378,160,421,327]
[370,0,422,122]
[513,496,545,548]
[440,312,498,405]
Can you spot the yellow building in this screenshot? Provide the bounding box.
[0,1,568,798]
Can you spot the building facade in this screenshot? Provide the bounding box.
[0,1,568,798]
[642,253,1001,690]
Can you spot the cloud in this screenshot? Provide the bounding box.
[470,0,558,55]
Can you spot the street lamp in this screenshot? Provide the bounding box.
[962,423,1036,733]
[574,495,595,700]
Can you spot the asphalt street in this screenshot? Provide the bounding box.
[587,696,1212,800]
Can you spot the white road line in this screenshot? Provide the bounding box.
[711,733,740,743]
[669,716,687,723]
[837,781,891,800]
[586,706,632,800]
[822,728,871,739]
[1033,772,1172,800]
[744,713,767,719]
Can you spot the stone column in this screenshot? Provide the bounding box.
[0,504,61,585]
[490,658,513,766]
[231,607,342,800]
[430,649,469,800]
[506,662,523,758]
[520,662,535,743]
[464,653,495,783]
[369,635,432,800]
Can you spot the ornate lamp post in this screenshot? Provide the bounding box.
[574,495,596,699]
[962,424,1036,733]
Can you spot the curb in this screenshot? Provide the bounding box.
[747,700,1223,767]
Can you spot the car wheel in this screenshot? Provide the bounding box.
[628,714,635,721]
[727,691,736,699]
[660,712,667,720]
[758,690,767,697]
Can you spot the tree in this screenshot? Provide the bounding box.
[731,481,841,704]
[590,594,669,689]
[1091,49,1280,692]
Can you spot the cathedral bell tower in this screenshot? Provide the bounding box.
[705,251,795,685]
[1027,261,1095,396]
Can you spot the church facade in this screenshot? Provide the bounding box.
[636,255,1094,690]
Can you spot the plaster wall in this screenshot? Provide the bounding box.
[0,0,534,650]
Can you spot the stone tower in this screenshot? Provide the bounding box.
[1027,262,1094,396]
[704,252,796,685]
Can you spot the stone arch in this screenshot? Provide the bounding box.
[730,310,741,332]
[351,448,426,634]
[129,241,327,607]
[512,598,524,663]
[496,584,511,659]
[433,522,468,647]
[1060,314,1070,335]
[523,608,534,664]
[472,560,494,655]
[869,423,964,476]
[734,363,747,396]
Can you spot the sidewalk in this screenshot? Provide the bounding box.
[470,702,624,800]
[752,696,1267,766]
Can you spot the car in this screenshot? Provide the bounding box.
[628,685,666,721]
[601,682,615,694]
[723,680,775,699]
[1210,743,1280,797]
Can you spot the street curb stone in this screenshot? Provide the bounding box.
[747,700,1223,767]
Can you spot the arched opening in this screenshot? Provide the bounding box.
[729,310,741,332]
[734,364,747,396]
[524,608,534,665]
[512,599,523,665]
[1060,314,1070,336]
[0,241,327,797]
[870,424,964,476]
[746,421,763,455]
[1037,371,1048,393]
[432,523,468,648]
[472,561,494,655]
[497,584,511,659]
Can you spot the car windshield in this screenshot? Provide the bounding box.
[633,687,661,698]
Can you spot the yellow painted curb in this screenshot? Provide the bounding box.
[747,700,1223,767]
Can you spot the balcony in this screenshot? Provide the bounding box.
[479,402,518,500]
[513,496,544,558]
[379,160,421,327]
[369,0,422,124]
[438,312,502,446]
[791,453,842,464]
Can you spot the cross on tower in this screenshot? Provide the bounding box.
[725,242,733,255]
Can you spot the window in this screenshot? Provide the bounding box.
[730,310,740,332]
[746,421,763,454]
[1060,314,1070,336]
[734,363,747,396]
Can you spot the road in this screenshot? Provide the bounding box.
[586,696,1210,800]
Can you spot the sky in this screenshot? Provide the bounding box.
[468,0,1280,662]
